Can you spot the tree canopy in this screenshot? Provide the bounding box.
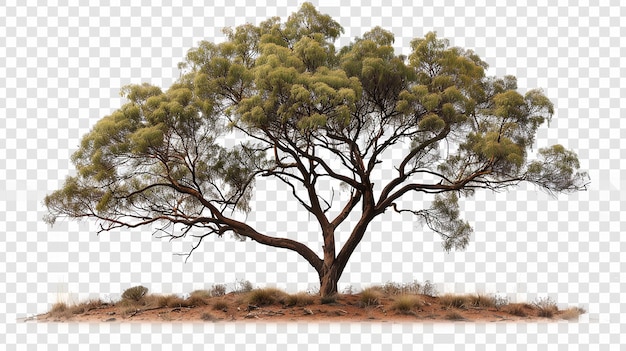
[45,3,588,296]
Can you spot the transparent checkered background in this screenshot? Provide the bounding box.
[1,0,624,349]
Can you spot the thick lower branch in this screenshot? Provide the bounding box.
[170,181,325,274]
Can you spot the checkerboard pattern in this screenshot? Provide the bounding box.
[2,0,624,349]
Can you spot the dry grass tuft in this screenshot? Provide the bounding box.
[533,296,559,318]
[380,281,423,296]
[212,299,229,311]
[284,292,315,307]
[48,302,71,319]
[467,293,496,308]
[380,282,403,296]
[560,307,585,321]
[359,287,382,307]
[69,299,104,314]
[186,293,210,307]
[438,294,472,309]
[438,293,496,310]
[189,290,212,299]
[117,297,145,309]
[42,280,586,323]
[505,303,528,317]
[245,287,289,306]
[149,294,190,308]
[391,295,423,313]
[320,293,338,305]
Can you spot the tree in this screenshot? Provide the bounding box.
[45,3,588,297]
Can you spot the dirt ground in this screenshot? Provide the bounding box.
[34,291,582,323]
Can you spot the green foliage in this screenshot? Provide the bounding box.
[282,2,343,45]
[526,144,588,194]
[419,193,473,252]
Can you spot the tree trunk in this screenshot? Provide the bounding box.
[317,205,378,297]
[319,265,340,297]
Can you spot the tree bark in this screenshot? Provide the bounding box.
[316,188,378,297]
[319,264,340,297]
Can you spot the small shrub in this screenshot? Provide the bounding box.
[403,281,423,295]
[493,294,509,310]
[284,292,315,307]
[421,280,437,297]
[381,282,403,296]
[392,295,422,313]
[560,307,585,321]
[210,284,227,297]
[320,294,338,305]
[212,300,229,311]
[121,286,148,302]
[235,280,254,294]
[468,293,496,308]
[381,280,425,296]
[117,297,141,308]
[85,298,104,309]
[186,293,209,307]
[152,294,177,308]
[70,306,86,314]
[153,294,190,308]
[50,302,68,313]
[70,299,103,314]
[505,303,527,317]
[439,294,471,309]
[245,288,288,306]
[359,287,381,307]
[533,296,558,318]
